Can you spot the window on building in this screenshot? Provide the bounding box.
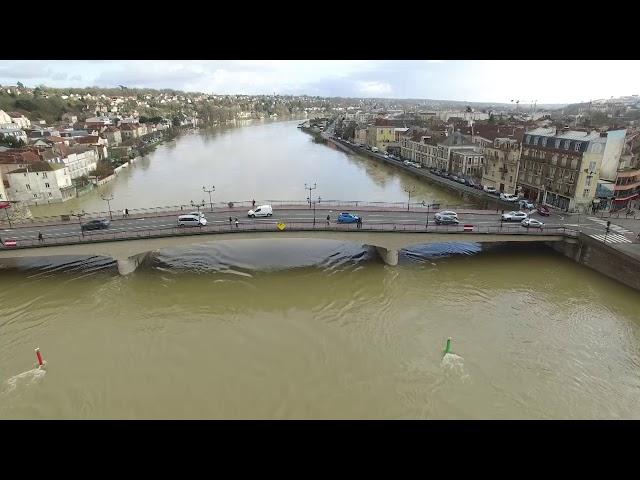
[564,140,570,149]
[561,157,567,167]
[555,139,561,148]
[45,183,50,188]
[33,194,38,198]
[551,154,558,165]
[583,189,590,197]
[526,135,531,144]
[26,184,31,190]
[575,142,581,151]
[589,161,596,172]
[542,138,547,147]
[48,192,52,197]
[533,137,539,145]
[586,177,591,186]
[571,159,578,169]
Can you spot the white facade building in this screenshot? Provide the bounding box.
[5,163,75,205]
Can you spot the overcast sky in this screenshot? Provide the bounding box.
[0,60,638,104]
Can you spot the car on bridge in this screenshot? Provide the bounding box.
[436,210,458,220]
[519,199,535,210]
[501,211,528,222]
[521,218,544,229]
[81,219,111,231]
[247,205,273,218]
[337,212,360,224]
[435,214,459,225]
[177,214,207,227]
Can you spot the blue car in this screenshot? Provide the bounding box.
[337,212,360,224]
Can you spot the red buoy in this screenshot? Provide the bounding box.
[35,348,44,367]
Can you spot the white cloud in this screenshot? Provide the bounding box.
[357,81,392,96]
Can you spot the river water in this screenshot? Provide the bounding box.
[2,120,640,419]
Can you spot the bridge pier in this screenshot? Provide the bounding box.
[116,252,149,275]
[375,246,399,266]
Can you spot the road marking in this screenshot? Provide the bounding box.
[589,233,632,244]
[586,217,633,234]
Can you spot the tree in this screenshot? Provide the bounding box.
[172,116,181,127]
[17,81,24,89]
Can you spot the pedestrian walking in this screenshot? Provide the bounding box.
[326,214,330,226]
[122,208,126,218]
[125,208,129,217]
[357,217,362,229]
[235,217,239,229]
[252,199,256,208]
[229,216,233,226]
[38,232,43,243]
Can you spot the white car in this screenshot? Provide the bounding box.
[177,214,207,227]
[436,210,458,219]
[502,211,528,222]
[500,193,519,202]
[483,186,497,194]
[521,218,544,228]
[519,199,535,209]
[188,211,206,219]
[247,205,273,218]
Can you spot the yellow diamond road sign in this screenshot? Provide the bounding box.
[277,222,286,231]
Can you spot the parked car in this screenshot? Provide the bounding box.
[247,205,273,218]
[483,186,497,194]
[81,219,110,231]
[436,210,458,220]
[521,218,544,229]
[337,212,360,224]
[450,175,459,182]
[467,179,476,188]
[403,160,412,166]
[177,214,207,227]
[501,211,528,222]
[537,205,551,216]
[456,177,467,185]
[500,193,519,202]
[519,199,535,210]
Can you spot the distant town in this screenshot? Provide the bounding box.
[1,82,639,221]
[303,94,640,215]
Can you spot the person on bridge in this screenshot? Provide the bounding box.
[252,199,256,208]
[38,232,43,243]
[235,217,239,229]
[357,217,362,229]
[125,208,129,217]
[326,214,330,226]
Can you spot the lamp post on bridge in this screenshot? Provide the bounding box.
[304,182,316,208]
[70,210,87,237]
[191,200,205,226]
[202,185,215,212]
[101,193,114,220]
[404,185,416,211]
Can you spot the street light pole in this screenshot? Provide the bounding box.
[101,193,114,220]
[404,186,416,211]
[191,200,205,226]
[304,182,317,208]
[70,210,87,237]
[202,185,215,212]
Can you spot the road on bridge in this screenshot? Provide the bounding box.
[0,204,618,249]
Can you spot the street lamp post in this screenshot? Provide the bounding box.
[202,185,215,212]
[404,186,416,211]
[191,200,205,226]
[304,182,317,208]
[101,193,114,220]
[70,210,87,237]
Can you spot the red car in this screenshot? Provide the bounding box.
[537,205,551,216]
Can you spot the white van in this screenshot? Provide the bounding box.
[177,214,207,227]
[247,205,273,218]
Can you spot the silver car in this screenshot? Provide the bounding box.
[521,218,544,228]
[501,211,528,222]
